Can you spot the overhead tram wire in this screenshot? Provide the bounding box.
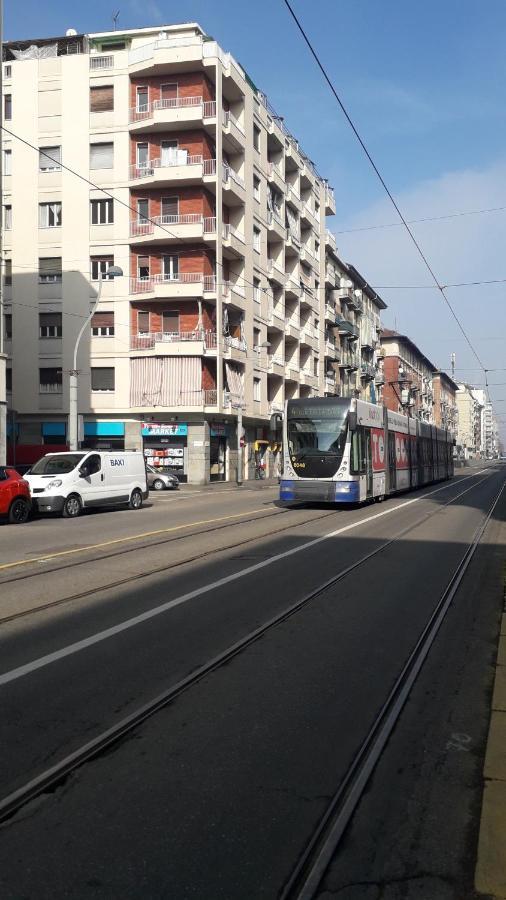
[281,0,488,378]
[335,203,506,236]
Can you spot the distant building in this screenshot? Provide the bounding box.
[379,330,437,421]
[456,384,483,457]
[432,371,458,437]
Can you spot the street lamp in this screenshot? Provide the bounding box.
[235,341,270,486]
[68,265,123,451]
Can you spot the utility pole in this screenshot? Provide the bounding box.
[0,0,7,466]
[236,404,243,485]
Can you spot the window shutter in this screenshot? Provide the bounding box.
[91,367,115,391]
[161,197,178,217]
[39,257,62,276]
[39,146,61,170]
[90,85,114,112]
[91,311,114,328]
[39,313,62,327]
[90,142,114,169]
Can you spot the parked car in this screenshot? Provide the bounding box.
[0,466,31,524]
[25,451,149,518]
[146,465,179,491]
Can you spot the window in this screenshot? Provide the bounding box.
[162,254,179,280]
[91,367,115,392]
[161,196,178,220]
[4,95,12,120]
[39,257,62,283]
[90,142,114,169]
[6,368,12,392]
[253,377,261,401]
[91,311,115,336]
[3,205,11,230]
[101,41,126,51]
[137,198,149,223]
[253,124,260,152]
[136,142,149,168]
[136,86,148,112]
[4,259,12,286]
[253,226,261,253]
[315,240,320,255]
[85,454,102,475]
[91,256,114,281]
[253,327,260,347]
[3,149,11,175]
[313,357,318,377]
[162,311,179,334]
[90,85,114,112]
[253,175,260,201]
[315,201,320,216]
[91,198,114,224]
[4,314,12,340]
[137,311,150,334]
[39,367,62,394]
[253,276,261,303]
[39,146,61,172]
[39,312,62,338]
[137,255,150,279]
[4,65,11,79]
[39,202,62,228]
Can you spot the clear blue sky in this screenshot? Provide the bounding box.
[6,1,506,438]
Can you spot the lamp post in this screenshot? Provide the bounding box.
[68,265,123,451]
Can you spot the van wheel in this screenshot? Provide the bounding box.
[129,488,143,510]
[8,497,30,524]
[153,479,165,491]
[62,494,82,518]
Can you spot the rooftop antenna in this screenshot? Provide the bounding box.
[112,10,120,30]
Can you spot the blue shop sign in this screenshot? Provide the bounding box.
[84,421,125,437]
[142,422,188,437]
[42,421,66,437]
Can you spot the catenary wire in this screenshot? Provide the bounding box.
[334,204,506,235]
[281,0,489,376]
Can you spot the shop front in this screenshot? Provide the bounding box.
[81,421,125,450]
[142,422,188,483]
[209,423,230,482]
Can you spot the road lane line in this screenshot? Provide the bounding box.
[0,507,272,571]
[0,470,494,688]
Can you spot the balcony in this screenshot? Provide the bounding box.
[325,375,337,392]
[129,156,217,188]
[300,323,316,349]
[130,330,217,355]
[223,109,245,150]
[340,287,363,314]
[267,160,285,193]
[284,363,300,382]
[267,304,285,330]
[129,273,216,299]
[128,34,206,73]
[267,355,285,377]
[222,222,246,257]
[335,316,359,339]
[360,362,376,380]
[224,335,247,360]
[285,228,301,256]
[89,54,114,71]
[325,303,336,321]
[267,209,286,241]
[300,370,318,388]
[301,202,319,231]
[325,339,339,359]
[285,279,301,300]
[325,229,337,252]
[284,316,300,340]
[222,165,246,205]
[325,264,337,286]
[129,96,217,134]
[267,258,286,286]
[129,213,217,244]
[222,280,246,306]
[285,185,301,212]
[338,353,359,372]
[325,184,336,215]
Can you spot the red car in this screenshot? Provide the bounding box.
[0,466,31,524]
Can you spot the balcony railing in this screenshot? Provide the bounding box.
[131,213,207,236]
[222,165,245,189]
[129,156,217,180]
[223,109,245,135]
[267,209,285,231]
[224,335,247,352]
[129,96,217,123]
[222,223,246,243]
[40,383,62,394]
[129,273,216,294]
[90,55,114,70]
[131,330,217,351]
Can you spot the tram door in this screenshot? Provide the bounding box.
[388,432,397,491]
[364,429,373,497]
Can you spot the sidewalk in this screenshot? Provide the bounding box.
[475,560,506,900]
[179,477,279,493]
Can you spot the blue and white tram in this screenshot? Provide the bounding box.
[279,397,454,505]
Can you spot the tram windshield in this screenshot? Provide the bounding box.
[286,400,350,477]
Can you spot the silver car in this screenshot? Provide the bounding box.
[146,465,179,491]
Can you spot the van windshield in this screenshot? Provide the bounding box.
[30,454,86,475]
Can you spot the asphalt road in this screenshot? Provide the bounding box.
[0,465,504,899]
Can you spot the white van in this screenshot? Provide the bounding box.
[26,451,148,518]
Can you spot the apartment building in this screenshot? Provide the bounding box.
[2,23,349,480]
[471,388,498,458]
[323,249,386,401]
[432,371,458,437]
[456,383,483,457]
[380,329,437,421]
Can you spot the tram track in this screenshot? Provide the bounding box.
[0,468,498,825]
[0,469,488,626]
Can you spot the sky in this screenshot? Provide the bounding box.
[6,0,506,441]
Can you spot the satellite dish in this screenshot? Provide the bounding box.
[66,28,77,35]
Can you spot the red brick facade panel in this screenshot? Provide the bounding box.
[130,188,216,220]
[130,130,215,164]
[202,360,217,390]
[130,248,215,278]
[130,301,216,337]
[130,72,215,108]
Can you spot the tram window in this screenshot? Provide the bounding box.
[360,428,369,472]
[350,429,361,474]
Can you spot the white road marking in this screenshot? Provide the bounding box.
[0,470,491,688]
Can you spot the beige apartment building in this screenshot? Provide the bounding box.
[2,22,384,481]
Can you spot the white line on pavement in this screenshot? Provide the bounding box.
[0,470,492,688]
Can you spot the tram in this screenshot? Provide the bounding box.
[278,397,454,505]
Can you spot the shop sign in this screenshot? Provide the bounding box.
[141,423,188,437]
[210,423,230,437]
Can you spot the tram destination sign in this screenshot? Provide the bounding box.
[287,401,347,420]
